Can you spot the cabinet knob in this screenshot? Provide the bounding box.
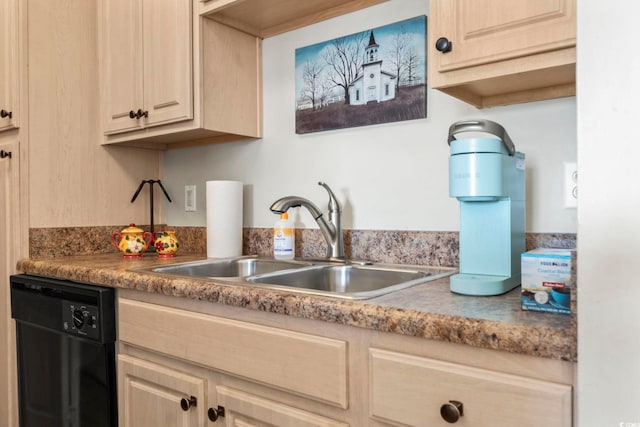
[180,396,197,411]
[440,400,463,423]
[0,150,12,159]
[207,406,225,422]
[129,109,149,119]
[435,37,453,53]
[1,109,13,119]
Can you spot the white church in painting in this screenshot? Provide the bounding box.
[348,31,397,105]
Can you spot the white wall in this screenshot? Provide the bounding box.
[577,0,640,425]
[163,0,576,234]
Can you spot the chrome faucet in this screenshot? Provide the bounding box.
[270,182,344,260]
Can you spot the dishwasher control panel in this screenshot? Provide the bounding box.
[62,300,100,340]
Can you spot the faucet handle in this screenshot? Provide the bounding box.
[318,182,341,212]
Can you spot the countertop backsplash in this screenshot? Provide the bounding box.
[29,226,576,266]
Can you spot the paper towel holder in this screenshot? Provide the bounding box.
[131,179,172,234]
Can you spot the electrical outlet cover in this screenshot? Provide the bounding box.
[563,163,577,208]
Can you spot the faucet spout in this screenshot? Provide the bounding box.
[269,196,323,219]
[270,182,344,260]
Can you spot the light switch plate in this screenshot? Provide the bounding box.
[185,185,196,212]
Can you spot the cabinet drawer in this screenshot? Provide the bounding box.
[370,348,572,427]
[119,298,348,408]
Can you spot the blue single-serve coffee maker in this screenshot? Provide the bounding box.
[448,120,525,296]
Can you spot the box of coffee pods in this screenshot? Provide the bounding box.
[521,248,575,315]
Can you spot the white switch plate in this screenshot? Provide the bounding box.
[185,185,196,212]
[563,162,577,208]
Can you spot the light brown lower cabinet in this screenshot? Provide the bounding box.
[215,386,348,427]
[118,355,207,427]
[118,354,347,427]
[117,291,575,426]
[370,348,572,427]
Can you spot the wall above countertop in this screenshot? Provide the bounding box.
[161,0,577,235]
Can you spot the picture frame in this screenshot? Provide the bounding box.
[295,16,427,134]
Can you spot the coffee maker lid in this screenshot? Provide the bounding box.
[447,119,516,155]
[450,137,510,155]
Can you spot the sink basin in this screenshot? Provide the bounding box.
[147,257,311,278]
[246,264,453,299]
[132,256,455,299]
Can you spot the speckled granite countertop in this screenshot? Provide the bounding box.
[16,253,577,362]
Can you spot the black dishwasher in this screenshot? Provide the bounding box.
[10,274,117,427]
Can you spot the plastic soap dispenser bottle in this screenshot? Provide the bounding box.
[274,212,295,260]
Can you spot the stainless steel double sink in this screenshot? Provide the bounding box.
[132,256,456,300]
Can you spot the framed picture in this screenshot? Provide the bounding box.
[295,16,427,134]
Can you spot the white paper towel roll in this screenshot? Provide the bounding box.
[206,180,243,258]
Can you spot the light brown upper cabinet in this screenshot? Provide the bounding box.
[100,0,262,149]
[102,0,192,135]
[0,0,19,132]
[428,0,576,108]
[100,0,387,149]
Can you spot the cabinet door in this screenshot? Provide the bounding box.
[141,0,193,128]
[431,0,576,72]
[102,0,144,134]
[0,0,19,131]
[118,354,206,427]
[216,386,349,427]
[0,140,19,426]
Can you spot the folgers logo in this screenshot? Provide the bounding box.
[540,261,569,267]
